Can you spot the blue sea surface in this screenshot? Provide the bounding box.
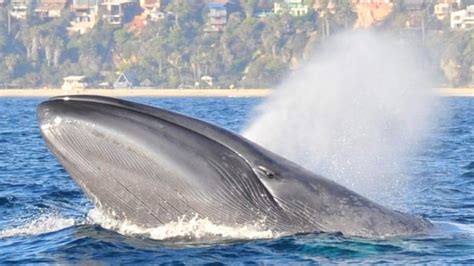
[0,97,473,264]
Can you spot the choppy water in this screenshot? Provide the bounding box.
[0,97,473,264]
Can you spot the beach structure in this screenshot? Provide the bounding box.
[205,1,229,32]
[98,81,112,88]
[113,71,137,89]
[61,76,88,91]
[200,75,214,87]
[101,0,140,25]
[34,0,67,19]
[451,5,474,29]
[68,0,100,34]
[274,0,310,16]
[10,0,31,19]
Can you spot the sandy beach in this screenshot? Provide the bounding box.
[0,88,473,97]
[434,88,474,97]
[0,88,272,98]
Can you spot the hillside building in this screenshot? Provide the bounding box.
[68,0,100,34]
[274,0,310,16]
[102,0,140,25]
[434,0,461,20]
[451,5,474,29]
[10,0,31,19]
[139,0,166,21]
[35,0,67,19]
[205,1,229,32]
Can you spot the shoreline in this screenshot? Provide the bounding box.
[0,88,272,98]
[0,88,473,98]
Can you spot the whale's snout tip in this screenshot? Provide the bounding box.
[37,97,75,133]
[37,101,54,131]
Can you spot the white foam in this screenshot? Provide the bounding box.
[0,214,75,239]
[87,208,278,241]
[53,116,62,125]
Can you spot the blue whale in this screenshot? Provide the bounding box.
[37,95,432,238]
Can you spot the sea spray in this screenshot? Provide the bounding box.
[243,30,439,206]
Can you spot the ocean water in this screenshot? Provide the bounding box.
[0,97,473,264]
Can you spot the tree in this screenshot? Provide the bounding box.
[241,0,258,18]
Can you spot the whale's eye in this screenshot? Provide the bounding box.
[257,166,275,179]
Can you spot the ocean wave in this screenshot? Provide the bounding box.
[0,213,75,239]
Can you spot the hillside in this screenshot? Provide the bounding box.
[0,0,472,88]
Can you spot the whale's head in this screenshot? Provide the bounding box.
[37,95,293,231]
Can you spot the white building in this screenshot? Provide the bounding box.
[10,0,30,19]
[451,5,474,29]
[68,0,100,34]
[61,76,88,91]
[274,0,309,16]
[434,0,461,20]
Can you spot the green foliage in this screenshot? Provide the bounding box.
[383,7,474,87]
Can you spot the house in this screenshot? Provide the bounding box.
[113,71,137,88]
[61,76,88,91]
[205,1,229,32]
[435,3,452,19]
[102,0,140,25]
[274,0,310,16]
[10,0,31,19]
[434,0,461,20]
[352,0,394,27]
[139,0,166,21]
[35,0,67,19]
[451,5,474,29]
[68,0,100,34]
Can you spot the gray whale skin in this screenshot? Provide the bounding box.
[37,95,432,238]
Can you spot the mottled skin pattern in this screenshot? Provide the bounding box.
[37,95,432,238]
